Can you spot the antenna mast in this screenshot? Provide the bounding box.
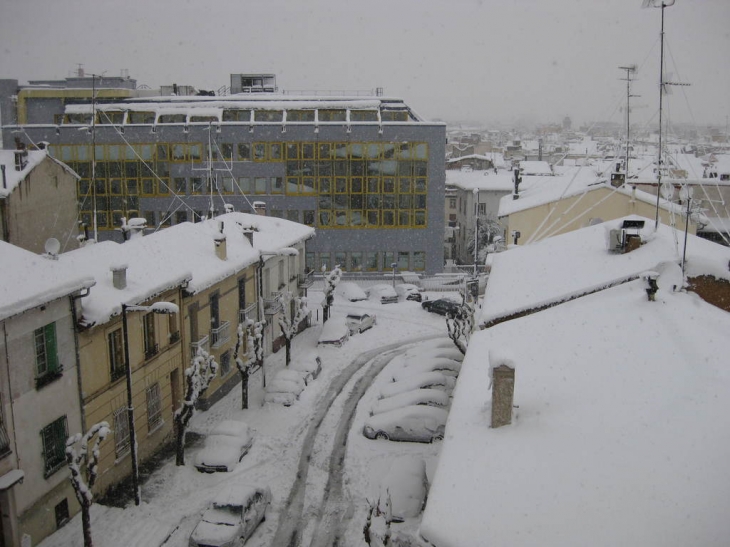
[619,65,638,179]
[92,73,98,241]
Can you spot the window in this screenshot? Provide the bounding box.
[398,251,410,270]
[113,407,130,457]
[143,313,158,359]
[35,323,61,388]
[238,177,251,193]
[238,143,251,161]
[146,383,162,432]
[351,252,363,272]
[108,329,125,381]
[174,177,187,194]
[287,210,299,223]
[175,211,188,224]
[0,395,10,458]
[41,416,68,477]
[144,210,156,228]
[366,252,379,271]
[255,177,268,194]
[55,498,70,529]
[303,210,315,226]
[413,251,426,271]
[220,351,231,377]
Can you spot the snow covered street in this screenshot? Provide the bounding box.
[39,290,457,547]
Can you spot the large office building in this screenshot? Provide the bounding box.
[0,74,446,274]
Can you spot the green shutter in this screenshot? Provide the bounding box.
[45,323,59,373]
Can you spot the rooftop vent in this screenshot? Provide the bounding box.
[111,264,128,290]
[608,219,645,253]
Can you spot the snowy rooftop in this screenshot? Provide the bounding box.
[59,212,314,326]
[480,215,730,327]
[445,169,514,192]
[0,241,95,322]
[421,279,730,546]
[0,149,48,198]
[519,160,552,176]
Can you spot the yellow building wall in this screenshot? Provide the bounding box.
[505,187,697,244]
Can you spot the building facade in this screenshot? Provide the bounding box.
[0,77,446,274]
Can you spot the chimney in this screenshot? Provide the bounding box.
[214,221,227,260]
[490,361,515,428]
[253,201,267,216]
[111,264,128,290]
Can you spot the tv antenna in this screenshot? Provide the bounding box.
[618,65,639,178]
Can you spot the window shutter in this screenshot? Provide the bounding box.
[45,323,59,373]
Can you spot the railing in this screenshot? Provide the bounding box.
[264,292,283,315]
[298,270,314,289]
[191,335,210,356]
[239,303,257,324]
[144,344,159,361]
[210,321,231,349]
[169,331,181,344]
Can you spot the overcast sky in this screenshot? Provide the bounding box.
[1,0,728,129]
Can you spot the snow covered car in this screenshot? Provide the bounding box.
[366,284,399,304]
[345,312,377,334]
[264,370,306,406]
[317,319,350,347]
[363,405,448,443]
[392,357,462,380]
[378,456,429,522]
[379,371,452,399]
[405,345,464,363]
[421,298,462,316]
[194,420,254,473]
[336,281,368,302]
[189,483,271,547]
[371,388,450,416]
[395,283,423,302]
[291,354,322,383]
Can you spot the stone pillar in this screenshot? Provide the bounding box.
[491,364,515,428]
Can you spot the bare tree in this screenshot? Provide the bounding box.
[446,299,475,355]
[322,265,342,323]
[363,494,393,547]
[65,421,111,547]
[234,319,264,409]
[278,292,309,367]
[466,212,504,263]
[174,346,218,465]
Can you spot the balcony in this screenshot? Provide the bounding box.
[191,334,210,356]
[211,321,231,349]
[144,343,159,361]
[264,292,283,315]
[298,270,314,289]
[239,303,257,324]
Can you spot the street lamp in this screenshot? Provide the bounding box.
[121,301,178,506]
[391,262,397,288]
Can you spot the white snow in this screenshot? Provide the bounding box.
[0,149,48,197]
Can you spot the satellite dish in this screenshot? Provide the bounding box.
[660,182,675,201]
[44,237,61,256]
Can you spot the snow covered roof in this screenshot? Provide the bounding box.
[479,215,730,327]
[498,165,686,218]
[445,169,514,192]
[421,279,730,547]
[0,241,95,322]
[59,212,314,326]
[0,149,48,198]
[519,160,552,176]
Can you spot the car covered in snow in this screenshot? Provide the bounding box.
[378,456,429,522]
[371,388,450,416]
[194,420,254,473]
[363,405,448,443]
[405,345,464,363]
[366,283,399,304]
[291,354,322,383]
[336,281,368,302]
[189,483,271,547]
[421,297,462,316]
[346,312,377,334]
[264,370,306,406]
[379,371,452,399]
[317,319,350,347]
[394,283,423,302]
[392,357,462,380]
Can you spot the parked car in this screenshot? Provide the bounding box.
[336,281,368,302]
[194,420,254,473]
[393,357,462,380]
[421,298,462,316]
[346,312,377,334]
[371,388,450,416]
[405,345,464,363]
[395,283,423,302]
[363,405,448,443]
[317,319,350,347]
[189,484,271,547]
[366,284,399,304]
[379,372,451,399]
[264,370,306,406]
[378,456,429,522]
[291,354,322,382]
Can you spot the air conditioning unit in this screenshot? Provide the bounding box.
[609,229,625,253]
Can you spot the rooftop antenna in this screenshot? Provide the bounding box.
[618,65,638,178]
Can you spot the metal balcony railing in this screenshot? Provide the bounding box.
[298,270,314,289]
[210,321,231,349]
[239,303,257,324]
[191,334,210,356]
[264,292,283,315]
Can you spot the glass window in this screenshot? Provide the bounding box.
[399,210,411,226]
[413,251,426,271]
[319,109,346,122]
[113,407,130,457]
[143,313,157,358]
[254,143,266,161]
[174,177,187,194]
[367,210,379,226]
[335,252,347,268]
[319,210,331,227]
[287,110,315,122]
[41,416,68,477]
[220,143,233,161]
[254,110,283,122]
[238,143,251,160]
[270,210,283,218]
[108,329,124,381]
[302,177,316,194]
[383,210,395,226]
[415,210,426,226]
[270,143,282,160]
[303,210,315,226]
[35,323,59,379]
[175,211,188,224]
[383,177,395,193]
[272,177,284,194]
[221,177,235,194]
[286,143,299,160]
[146,383,162,432]
[129,111,155,124]
[384,252,395,269]
[220,351,231,376]
[238,177,251,193]
[158,113,186,124]
[302,143,315,159]
[318,253,330,272]
[189,115,218,123]
[287,210,299,223]
[191,178,204,194]
[350,110,378,122]
[351,252,363,272]
[255,177,268,194]
[366,252,379,271]
[398,252,410,270]
[414,143,428,160]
